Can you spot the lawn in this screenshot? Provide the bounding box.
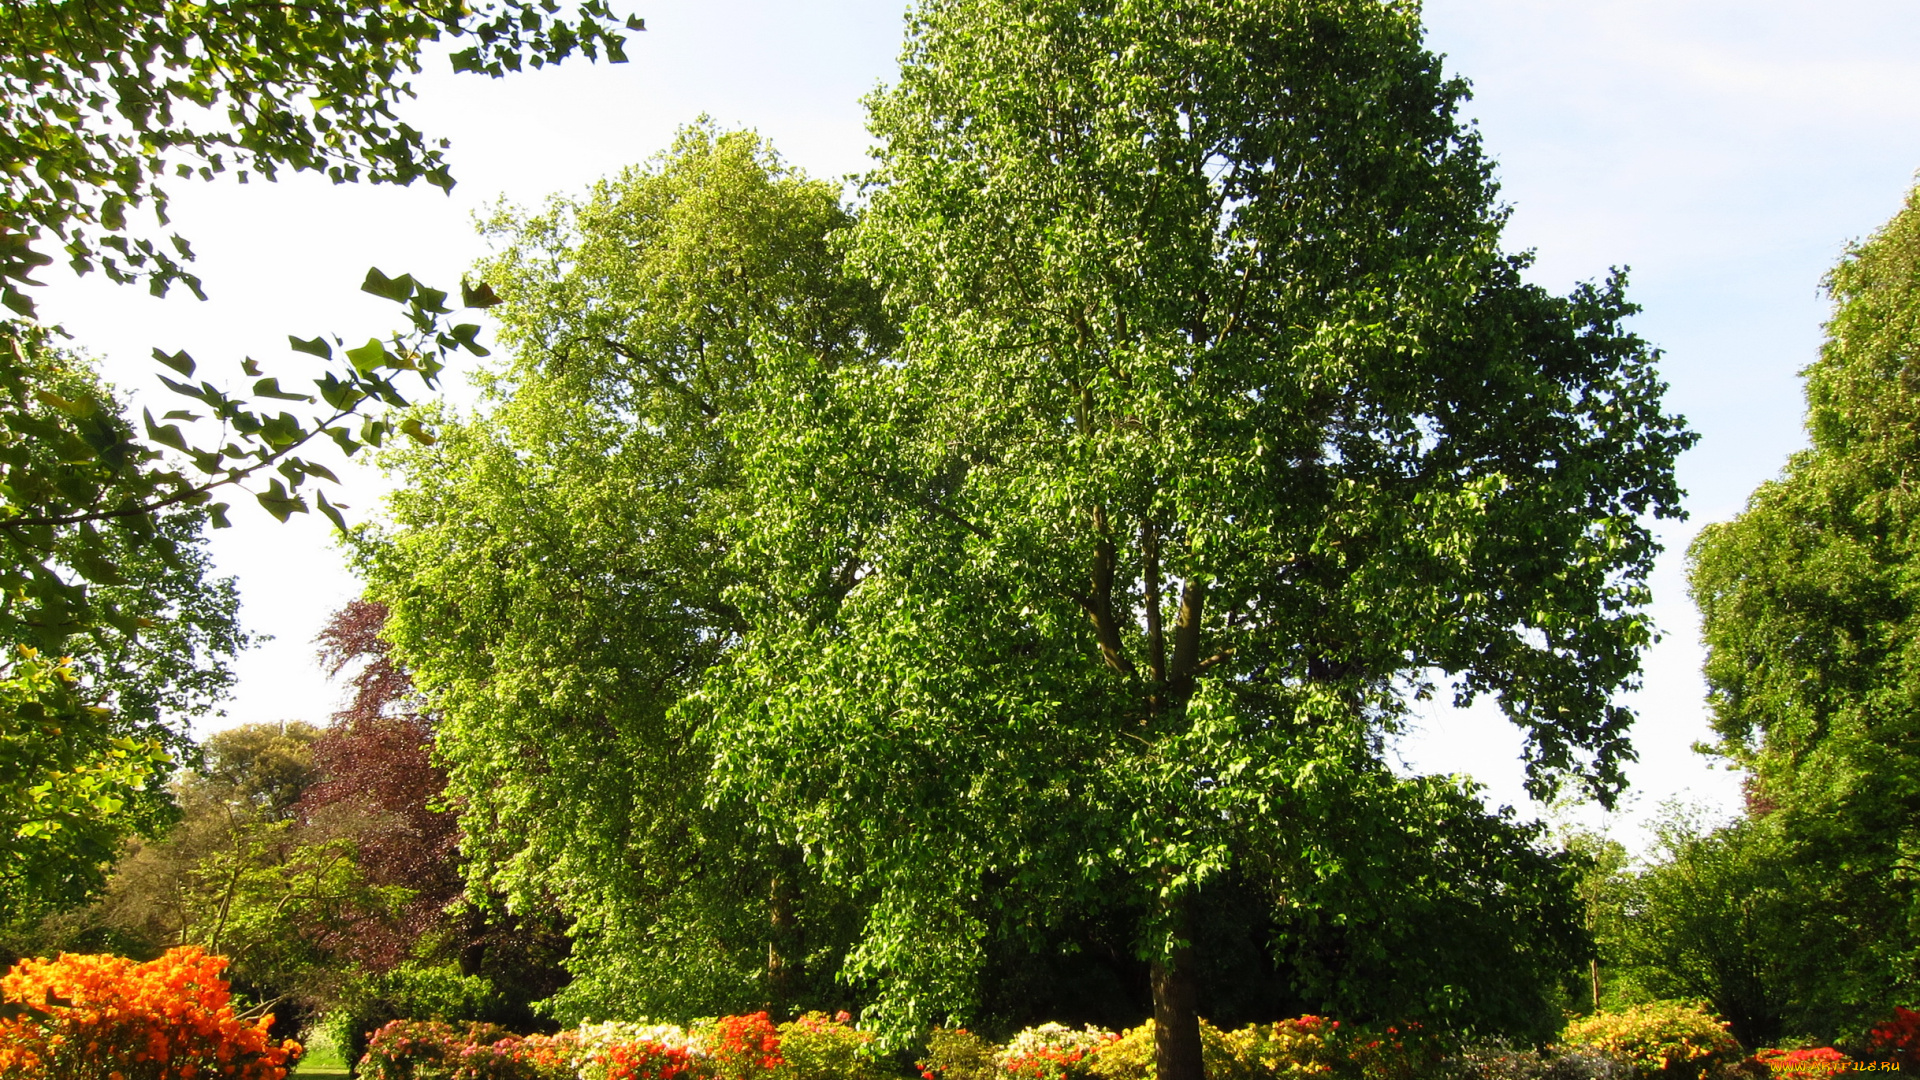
[293,1033,351,1078]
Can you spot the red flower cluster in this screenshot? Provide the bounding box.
[1001,1045,1096,1080]
[1868,1007,1920,1068]
[598,1038,697,1080]
[1757,1046,1851,1077]
[708,1011,784,1079]
[0,946,299,1079]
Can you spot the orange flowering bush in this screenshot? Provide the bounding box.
[595,1037,699,1080]
[0,945,299,1079]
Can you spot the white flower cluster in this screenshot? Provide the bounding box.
[575,1020,705,1055]
[570,1020,708,1080]
[994,1023,1117,1066]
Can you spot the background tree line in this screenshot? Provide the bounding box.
[1572,180,1920,1052]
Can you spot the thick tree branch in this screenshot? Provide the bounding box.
[1082,504,1136,678]
[1143,517,1166,685]
[848,466,990,541]
[601,335,718,418]
[1168,574,1208,692]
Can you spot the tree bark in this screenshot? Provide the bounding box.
[1150,886,1204,1080]
[767,857,800,1018]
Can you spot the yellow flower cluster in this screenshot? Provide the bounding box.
[1561,1001,1740,1078]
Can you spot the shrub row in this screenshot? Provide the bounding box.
[354,1003,1917,1080]
[359,1010,882,1080]
[6,946,1911,1080]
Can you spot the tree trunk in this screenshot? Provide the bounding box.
[1150,887,1204,1080]
[767,857,800,1018]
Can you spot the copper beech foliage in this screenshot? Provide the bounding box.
[299,598,461,970]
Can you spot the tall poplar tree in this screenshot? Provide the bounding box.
[703,0,1692,1074]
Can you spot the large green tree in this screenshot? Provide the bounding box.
[700,0,1691,1074]
[1689,180,1920,1035]
[360,126,889,1022]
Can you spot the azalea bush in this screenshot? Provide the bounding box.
[1087,1020,1256,1080]
[575,1021,702,1080]
[996,1023,1118,1080]
[698,1011,785,1080]
[1865,1007,1920,1069]
[1223,1017,1344,1080]
[776,1010,883,1080]
[0,946,300,1079]
[358,1019,579,1080]
[596,1037,700,1080]
[1561,1003,1740,1080]
[920,1027,998,1080]
[1754,1047,1849,1078]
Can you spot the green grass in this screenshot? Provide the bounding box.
[293,1032,352,1078]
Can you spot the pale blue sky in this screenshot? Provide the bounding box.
[35,1,1920,852]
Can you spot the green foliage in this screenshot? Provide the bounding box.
[699,0,1689,1054]
[358,124,888,1023]
[1688,180,1920,1035]
[0,647,171,926]
[10,720,419,1048]
[1557,825,1632,1014]
[775,1011,886,1080]
[1560,1002,1740,1079]
[0,0,642,317]
[325,962,507,1068]
[923,1028,999,1080]
[1597,811,1802,1049]
[0,337,247,928]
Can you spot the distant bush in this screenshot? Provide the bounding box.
[1436,1038,1548,1080]
[358,1018,576,1080]
[1220,1017,1344,1079]
[1541,1050,1637,1080]
[326,960,506,1071]
[777,1010,884,1080]
[0,946,300,1079]
[921,1027,998,1080]
[1561,1002,1740,1079]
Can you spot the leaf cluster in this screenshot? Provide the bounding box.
[0,0,643,317]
